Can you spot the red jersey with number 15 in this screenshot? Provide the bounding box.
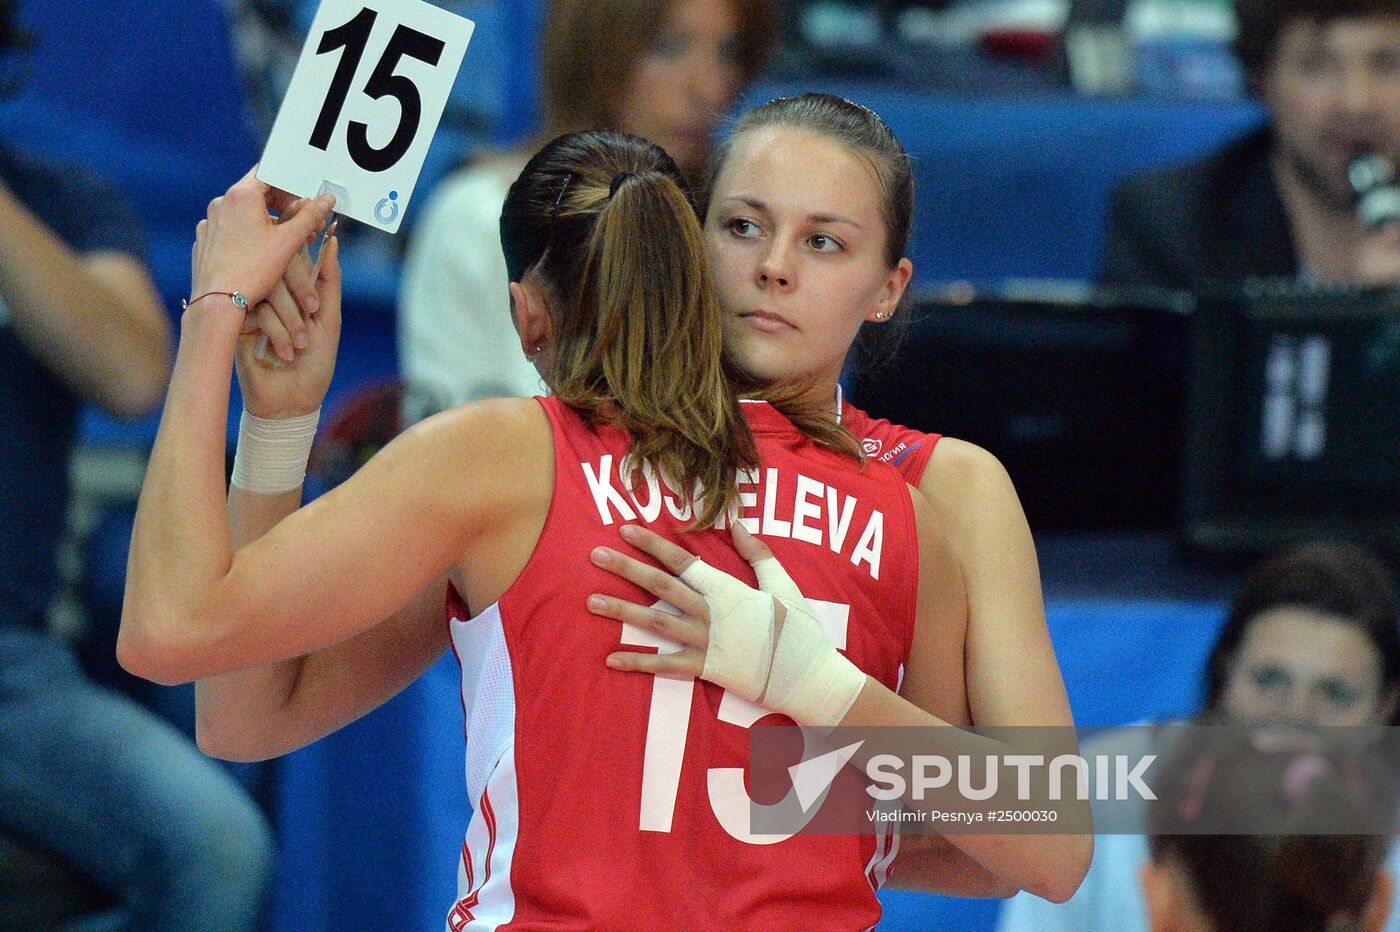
[445,396,921,930]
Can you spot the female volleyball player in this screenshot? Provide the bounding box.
[133,95,1091,913]
[584,92,1090,898]
[122,128,1077,925]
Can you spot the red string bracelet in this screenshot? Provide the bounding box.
[182,290,249,310]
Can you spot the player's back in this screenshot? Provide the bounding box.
[447,396,920,931]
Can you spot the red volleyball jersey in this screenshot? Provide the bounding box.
[840,402,940,488]
[446,396,921,931]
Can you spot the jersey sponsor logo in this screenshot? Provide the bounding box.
[889,442,921,466]
[864,439,921,467]
[581,457,885,579]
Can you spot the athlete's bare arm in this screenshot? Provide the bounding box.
[193,551,450,760]
[916,438,1073,729]
[171,209,451,761]
[119,174,550,688]
[883,439,1089,898]
[881,483,1020,897]
[821,464,1089,903]
[195,452,543,761]
[122,387,545,684]
[896,484,970,730]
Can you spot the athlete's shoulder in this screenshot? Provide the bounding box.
[923,436,1007,482]
[414,396,549,446]
[919,437,1024,526]
[403,397,554,488]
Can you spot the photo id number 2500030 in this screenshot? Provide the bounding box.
[986,810,1059,823]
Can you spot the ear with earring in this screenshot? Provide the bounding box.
[525,344,542,362]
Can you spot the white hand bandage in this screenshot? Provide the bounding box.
[760,600,866,728]
[681,559,776,703]
[680,559,867,728]
[751,556,811,611]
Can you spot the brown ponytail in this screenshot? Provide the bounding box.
[500,131,758,528]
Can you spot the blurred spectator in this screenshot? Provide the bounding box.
[0,3,273,926]
[1142,724,1395,932]
[1103,0,1400,289]
[998,540,1400,932]
[397,0,776,421]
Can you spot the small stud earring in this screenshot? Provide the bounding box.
[874,311,889,320]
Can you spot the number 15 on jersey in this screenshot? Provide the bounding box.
[258,0,474,234]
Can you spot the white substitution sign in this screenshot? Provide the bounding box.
[257,0,474,234]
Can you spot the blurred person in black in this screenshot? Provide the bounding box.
[0,2,273,928]
[1103,0,1400,289]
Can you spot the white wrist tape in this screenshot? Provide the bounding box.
[230,408,320,494]
[681,557,867,727]
[683,559,775,703]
